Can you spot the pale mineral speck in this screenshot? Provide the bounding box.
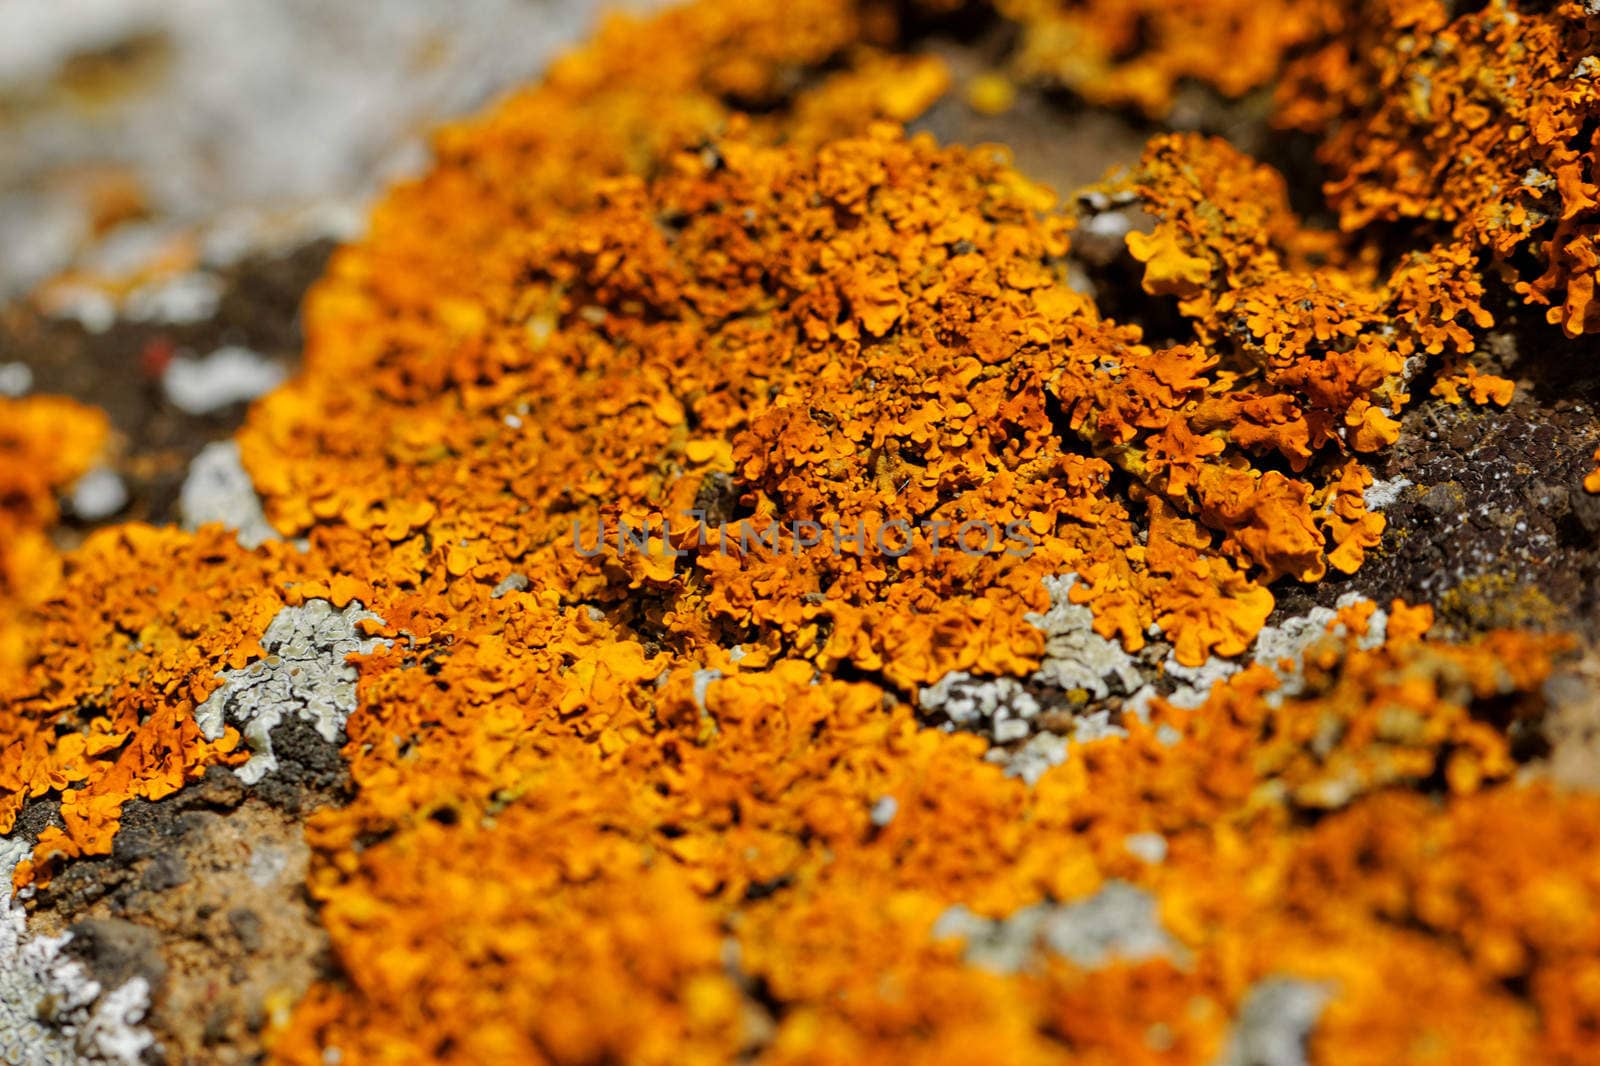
[162,346,287,415]
[491,572,529,599]
[0,362,32,397]
[68,467,129,521]
[1123,832,1168,865]
[1362,475,1413,511]
[692,668,724,712]
[178,440,281,548]
[124,271,224,324]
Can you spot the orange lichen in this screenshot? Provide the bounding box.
[1276,1,1600,343]
[1267,0,1600,484]
[3,1,1600,1064]
[0,396,109,678]
[0,525,324,885]
[1056,134,1497,603]
[987,0,1336,116]
[1434,363,1517,407]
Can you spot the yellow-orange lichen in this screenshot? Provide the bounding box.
[986,0,1336,116]
[3,2,1600,1064]
[1268,0,1600,486]
[0,396,108,678]
[1277,1,1600,330]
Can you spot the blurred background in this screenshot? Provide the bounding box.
[0,0,642,297]
[0,0,639,530]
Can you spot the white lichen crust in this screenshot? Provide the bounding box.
[178,440,281,550]
[919,575,1149,783]
[1026,575,1145,699]
[1252,594,1387,701]
[195,599,390,785]
[921,582,1389,786]
[0,839,154,1066]
[933,880,1182,975]
[1213,977,1335,1066]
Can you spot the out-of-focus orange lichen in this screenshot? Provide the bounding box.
[0,396,108,678]
[256,584,1582,1065]
[4,2,1600,1064]
[985,0,1336,116]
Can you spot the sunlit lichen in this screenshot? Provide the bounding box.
[3,1,1599,1063]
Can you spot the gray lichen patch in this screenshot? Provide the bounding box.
[1212,977,1334,1066]
[0,838,155,1066]
[1361,475,1413,511]
[992,732,1071,786]
[933,880,1183,975]
[920,673,1041,743]
[917,673,1069,784]
[919,575,1152,783]
[195,599,389,785]
[178,439,281,549]
[1158,651,1243,710]
[921,584,1393,784]
[1026,575,1145,700]
[1252,595,1387,702]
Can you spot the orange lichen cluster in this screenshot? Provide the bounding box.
[0,396,107,677]
[4,0,1600,1064]
[972,0,1336,116]
[1276,1,1600,334]
[0,526,311,883]
[241,82,1508,677]
[263,593,1588,1065]
[1049,130,1519,655]
[1268,0,1600,485]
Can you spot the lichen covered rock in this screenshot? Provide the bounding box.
[2,1,1600,1064]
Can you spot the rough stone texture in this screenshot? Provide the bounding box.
[1,838,155,1066]
[1271,304,1600,645]
[23,783,331,1066]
